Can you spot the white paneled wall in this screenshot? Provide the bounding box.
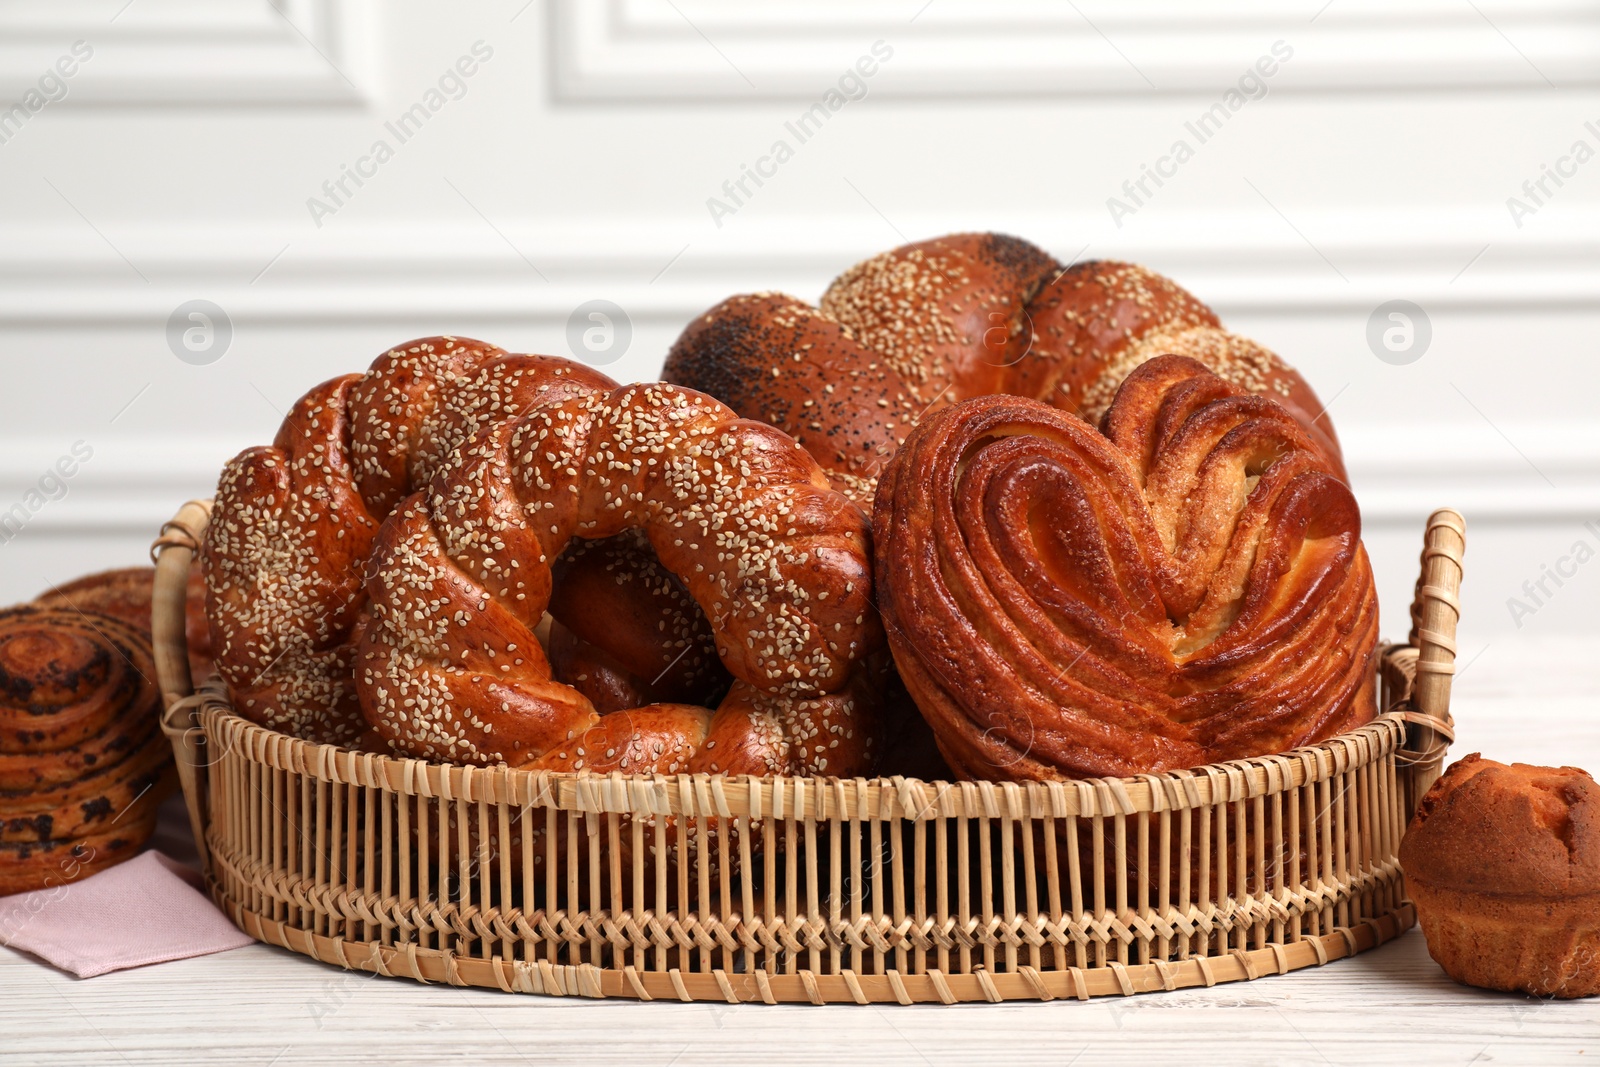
[2,0,1599,658]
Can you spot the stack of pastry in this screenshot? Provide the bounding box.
[664,232,1376,781]
[197,233,1380,788]
[0,602,169,895]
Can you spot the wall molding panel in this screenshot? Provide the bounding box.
[552,0,1600,101]
[3,208,1599,327]
[0,0,375,106]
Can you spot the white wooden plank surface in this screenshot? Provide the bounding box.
[3,634,1598,1067]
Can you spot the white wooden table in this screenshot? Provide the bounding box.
[5,635,1598,1066]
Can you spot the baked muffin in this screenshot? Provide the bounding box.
[1400,753,1599,997]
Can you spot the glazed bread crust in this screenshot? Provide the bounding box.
[204,339,883,777]
[662,292,916,503]
[547,529,730,712]
[665,234,1346,502]
[872,355,1377,781]
[357,381,881,771]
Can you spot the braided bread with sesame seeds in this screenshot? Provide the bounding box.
[356,380,881,771]
[204,338,882,777]
[663,232,1344,505]
[204,338,623,745]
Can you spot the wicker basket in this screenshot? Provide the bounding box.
[151,500,1463,1005]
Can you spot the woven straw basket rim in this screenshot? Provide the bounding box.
[149,499,1465,1005]
[172,686,1413,820]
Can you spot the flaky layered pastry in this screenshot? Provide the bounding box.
[873,355,1378,780]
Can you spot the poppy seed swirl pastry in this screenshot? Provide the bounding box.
[664,232,1343,505]
[35,565,215,683]
[872,355,1377,780]
[204,337,882,775]
[0,606,170,894]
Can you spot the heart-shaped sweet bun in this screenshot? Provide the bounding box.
[874,355,1378,781]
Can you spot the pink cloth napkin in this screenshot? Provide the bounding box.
[0,850,253,978]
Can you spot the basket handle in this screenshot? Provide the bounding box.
[151,499,215,874]
[1403,508,1465,801]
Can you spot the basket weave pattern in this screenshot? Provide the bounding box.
[153,503,1464,1005]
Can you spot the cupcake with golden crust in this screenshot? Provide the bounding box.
[1401,753,1600,998]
